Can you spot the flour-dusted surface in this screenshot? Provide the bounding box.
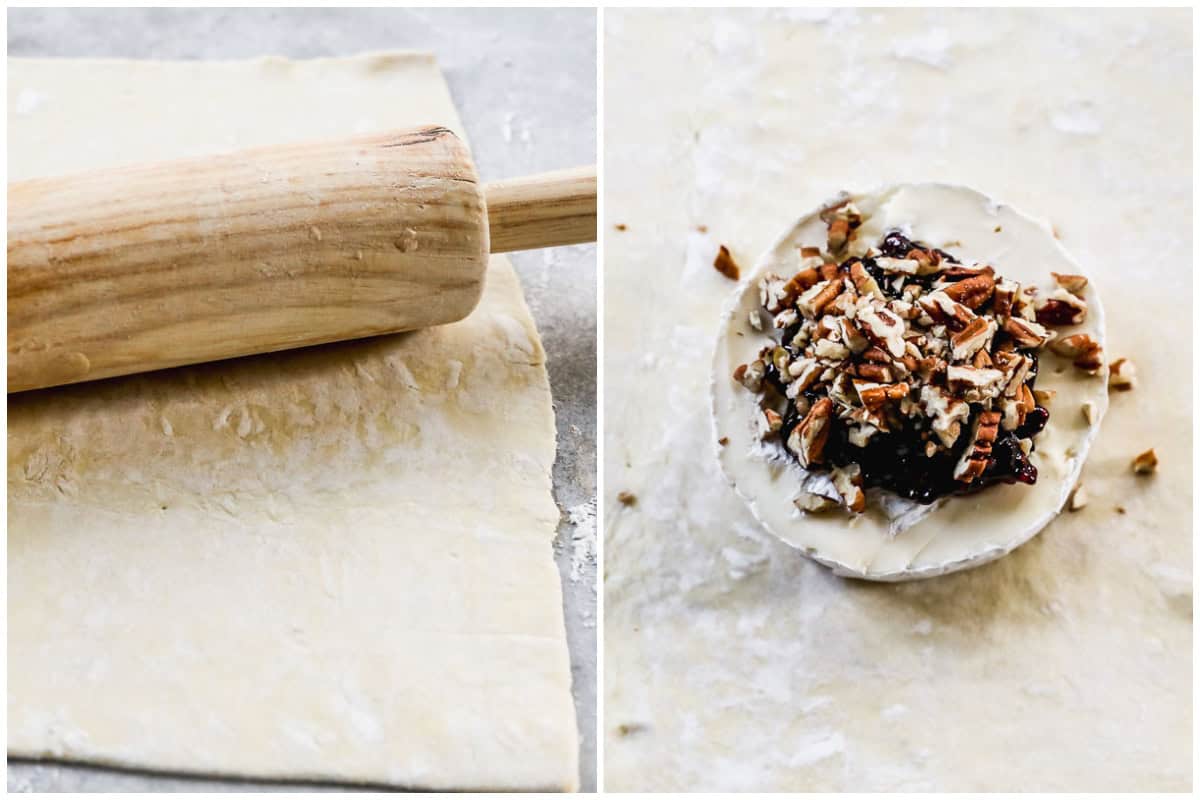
[604,8,1190,791]
[8,53,579,791]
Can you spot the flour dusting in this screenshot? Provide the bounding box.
[565,499,596,582]
[1050,101,1103,135]
[890,27,954,70]
[16,88,46,115]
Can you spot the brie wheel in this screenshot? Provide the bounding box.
[711,183,1109,581]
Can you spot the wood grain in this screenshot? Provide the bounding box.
[7,127,488,392]
[485,166,597,253]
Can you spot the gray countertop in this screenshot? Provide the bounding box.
[6,7,597,792]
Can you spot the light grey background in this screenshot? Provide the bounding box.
[6,7,597,793]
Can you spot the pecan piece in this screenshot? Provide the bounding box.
[942,272,996,310]
[796,278,844,320]
[1049,333,1104,372]
[713,245,740,280]
[831,463,866,513]
[1131,448,1158,475]
[782,268,821,304]
[993,278,1019,318]
[1035,288,1088,326]
[918,290,976,330]
[734,359,765,392]
[954,410,1001,482]
[1051,272,1089,296]
[786,397,833,468]
[1108,358,1136,391]
[1002,317,1054,349]
[849,261,885,299]
[858,304,907,358]
[950,317,997,361]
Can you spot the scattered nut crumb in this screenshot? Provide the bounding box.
[717,436,729,446]
[1131,448,1158,475]
[994,225,1002,233]
[1115,505,1126,514]
[1034,388,1056,406]
[1081,401,1098,425]
[696,224,708,233]
[1108,358,1136,391]
[617,723,648,737]
[616,491,637,507]
[1068,483,1088,511]
[614,223,627,231]
[713,245,740,280]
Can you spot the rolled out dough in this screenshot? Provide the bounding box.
[8,54,578,791]
[604,8,1190,792]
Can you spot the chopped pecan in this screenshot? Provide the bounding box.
[713,245,740,280]
[783,268,821,304]
[858,304,907,358]
[946,365,1006,403]
[1108,358,1136,391]
[1002,317,1054,349]
[920,384,970,448]
[939,264,995,281]
[854,380,910,410]
[759,273,788,313]
[734,359,765,391]
[794,492,839,512]
[849,261,885,299]
[786,397,833,468]
[992,278,1019,318]
[950,317,997,361]
[836,317,869,354]
[1051,272,1088,296]
[942,272,996,310]
[1131,448,1158,475]
[831,463,866,513]
[1049,333,1104,372]
[827,218,850,253]
[797,278,844,320]
[853,362,893,382]
[918,290,976,330]
[954,410,1001,482]
[1035,288,1088,326]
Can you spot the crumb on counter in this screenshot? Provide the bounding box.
[713,244,740,280]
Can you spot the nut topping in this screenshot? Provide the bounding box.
[954,410,1001,482]
[714,245,740,280]
[734,224,1085,513]
[1035,288,1088,326]
[1108,358,1136,391]
[787,397,833,468]
[1049,333,1104,373]
[1051,272,1088,296]
[1131,448,1158,475]
[942,272,996,309]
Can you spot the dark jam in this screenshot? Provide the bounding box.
[777,230,1048,505]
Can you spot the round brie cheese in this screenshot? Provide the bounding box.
[711,183,1109,581]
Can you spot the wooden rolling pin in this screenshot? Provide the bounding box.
[7,125,596,393]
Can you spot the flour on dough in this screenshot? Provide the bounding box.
[604,8,1190,792]
[8,54,577,791]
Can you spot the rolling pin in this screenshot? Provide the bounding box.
[7,125,596,393]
